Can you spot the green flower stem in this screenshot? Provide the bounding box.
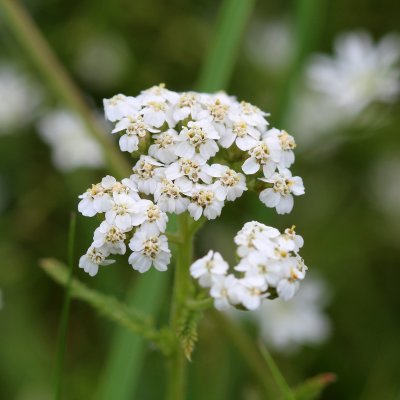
[258,341,295,400]
[0,0,130,178]
[210,310,279,399]
[40,258,173,354]
[166,213,195,400]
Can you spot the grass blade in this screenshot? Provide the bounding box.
[196,0,256,92]
[55,212,76,400]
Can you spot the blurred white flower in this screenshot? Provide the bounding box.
[307,31,400,114]
[74,35,130,90]
[0,64,42,134]
[254,277,331,353]
[247,19,294,72]
[288,31,400,150]
[37,109,105,172]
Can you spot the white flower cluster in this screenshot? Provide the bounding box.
[78,84,304,276]
[190,222,307,311]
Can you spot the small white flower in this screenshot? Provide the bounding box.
[234,221,280,258]
[103,94,139,122]
[153,178,190,214]
[79,246,115,276]
[130,200,168,234]
[307,31,400,114]
[171,92,199,122]
[242,134,281,177]
[131,156,163,195]
[190,250,229,287]
[148,129,179,163]
[269,128,296,168]
[275,226,304,253]
[105,193,138,231]
[237,276,268,310]
[219,120,261,150]
[78,178,115,217]
[187,184,225,221]
[93,221,127,254]
[259,168,304,214]
[175,120,220,160]
[207,164,247,201]
[165,156,212,187]
[210,275,241,310]
[128,230,171,273]
[112,115,158,153]
[230,101,269,131]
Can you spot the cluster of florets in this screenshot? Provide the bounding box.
[78,84,304,276]
[190,222,307,310]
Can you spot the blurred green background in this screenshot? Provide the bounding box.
[0,0,399,399]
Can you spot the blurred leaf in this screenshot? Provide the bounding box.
[293,373,336,400]
[196,0,256,92]
[40,258,172,354]
[97,270,169,400]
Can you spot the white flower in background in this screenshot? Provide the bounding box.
[38,109,105,172]
[189,250,229,287]
[74,34,130,90]
[103,94,139,122]
[208,164,247,201]
[128,230,171,273]
[112,115,158,153]
[79,246,115,276]
[0,63,41,134]
[254,277,331,352]
[247,19,294,72]
[259,168,305,214]
[93,221,127,254]
[307,31,400,114]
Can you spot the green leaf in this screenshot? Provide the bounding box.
[96,270,169,400]
[293,373,336,400]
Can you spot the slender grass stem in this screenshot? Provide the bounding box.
[55,212,76,400]
[258,341,295,400]
[196,0,256,92]
[0,0,130,178]
[210,310,278,398]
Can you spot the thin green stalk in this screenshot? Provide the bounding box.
[276,0,324,126]
[167,213,194,400]
[97,271,169,400]
[258,341,295,400]
[0,0,130,178]
[55,212,76,400]
[210,310,278,398]
[196,0,256,92]
[40,258,172,353]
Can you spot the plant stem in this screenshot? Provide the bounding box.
[258,341,295,400]
[0,0,130,178]
[166,213,194,400]
[55,213,76,400]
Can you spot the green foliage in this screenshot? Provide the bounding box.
[293,373,337,400]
